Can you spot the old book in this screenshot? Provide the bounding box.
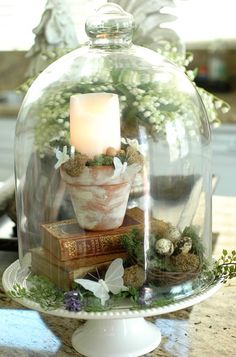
[31,247,121,290]
[42,207,144,261]
[32,247,127,270]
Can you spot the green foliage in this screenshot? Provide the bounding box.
[147,257,173,272]
[121,229,173,272]
[121,228,144,264]
[8,275,64,310]
[155,44,230,124]
[214,250,236,282]
[148,297,174,309]
[128,286,140,303]
[182,226,205,258]
[8,284,28,299]
[87,154,114,167]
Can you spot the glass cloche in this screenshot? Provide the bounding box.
[15,3,213,310]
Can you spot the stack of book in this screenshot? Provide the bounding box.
[31,207,145,289]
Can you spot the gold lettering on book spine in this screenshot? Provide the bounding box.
[63,241,77,258]
[100,235,122,251]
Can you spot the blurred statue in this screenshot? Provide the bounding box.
[109,0,185,64]
[25,0,79,78]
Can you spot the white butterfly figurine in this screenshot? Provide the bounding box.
[112,157,127,179]
[74,258,128,306]
[54,146,70,169]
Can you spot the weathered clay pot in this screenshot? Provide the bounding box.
[60,165,138,231]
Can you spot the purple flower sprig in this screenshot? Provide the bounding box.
[64,290,83,312]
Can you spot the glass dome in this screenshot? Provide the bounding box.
[15,3,212,310]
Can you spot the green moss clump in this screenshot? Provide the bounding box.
[125,146,144,166]
[87,154,114,167]
[121,228,144,264]
[182,226,205,258]
[64,153,88,176]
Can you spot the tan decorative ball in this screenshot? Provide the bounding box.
[106,147,117,157]
[123,265,145,288]
[151,219,169,237]
[171,253,200,272]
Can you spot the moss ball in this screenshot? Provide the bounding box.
[63,153,88,176]
[126,146,144,166]
[171,253,200,272]
[106,147,117,157]
[123,265,145,288]
[151,219,169,237]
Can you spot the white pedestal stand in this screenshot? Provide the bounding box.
[2,260,221,357]
[72,318,161,357]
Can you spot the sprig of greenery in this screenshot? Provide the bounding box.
[8,275,64,310]
[214,249,236,282]
[8,284,28,299]
[122,229,174,271]
[121,228,144,264]
[182,226,205,258]
[87,154,114,167]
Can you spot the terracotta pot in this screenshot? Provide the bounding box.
[60,166,137,231]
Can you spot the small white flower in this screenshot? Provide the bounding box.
[222,106,230,114]
[215,101,222,109]
[59,130,65,137]
[138,106,145,112]
[54,146,70,169]
[144,111,151,118]
[149,116,156,124]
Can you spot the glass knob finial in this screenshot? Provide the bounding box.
[85,3,134,47]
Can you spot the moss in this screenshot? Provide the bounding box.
[123,265,145,288]
[171,253,200,272]
[126,146,144,166]
[182,226,205,258]
[151,219,170,238]
[64,153,88,176]
[87,154,113,167]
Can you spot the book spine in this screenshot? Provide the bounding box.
[57,234,125,261]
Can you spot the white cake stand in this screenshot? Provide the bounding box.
[2,260,221,357]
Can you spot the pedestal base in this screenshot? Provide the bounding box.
[72,317,161,357]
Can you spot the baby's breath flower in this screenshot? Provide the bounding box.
[143,111,151,118]
[149,116,156,124]
[222,106,230,114]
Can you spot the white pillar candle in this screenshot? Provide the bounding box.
[70,93,121,158]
